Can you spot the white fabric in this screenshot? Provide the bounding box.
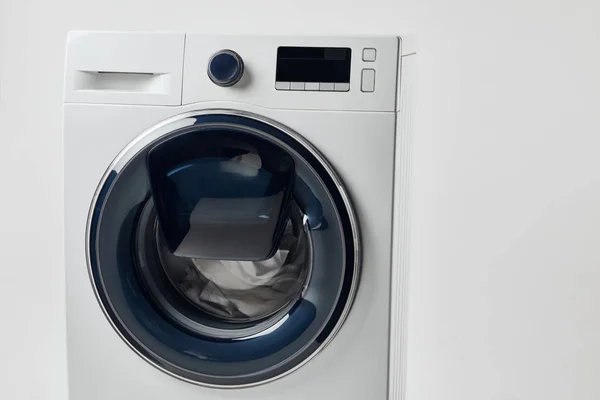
[191,250,289,291]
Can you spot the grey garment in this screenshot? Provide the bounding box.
[157,204,311,322]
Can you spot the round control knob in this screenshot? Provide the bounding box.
[207,50,244,87]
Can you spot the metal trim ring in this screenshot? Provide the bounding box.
[85,109,361,388]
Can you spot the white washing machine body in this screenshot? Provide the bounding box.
[63,31,415,400]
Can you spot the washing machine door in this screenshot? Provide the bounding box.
[88,110,360,387]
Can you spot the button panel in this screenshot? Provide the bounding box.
[362,48,377,62]
[276,81,349,92]
[275,46,383,93]
[361,69,376,92]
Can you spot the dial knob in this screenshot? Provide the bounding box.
[207,50,244,87]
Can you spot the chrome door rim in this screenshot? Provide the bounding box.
[85,109,361,388]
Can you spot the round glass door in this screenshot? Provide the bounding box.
[87,110,360,387]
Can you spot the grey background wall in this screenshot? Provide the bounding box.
[1,0,599,399]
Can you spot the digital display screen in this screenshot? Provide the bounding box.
[276,47,352,83]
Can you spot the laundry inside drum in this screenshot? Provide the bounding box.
[155,201,313,323]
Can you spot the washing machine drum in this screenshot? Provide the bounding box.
[88,112,360,387]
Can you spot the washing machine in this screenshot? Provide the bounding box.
[63,31,416,400]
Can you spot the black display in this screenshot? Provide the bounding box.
[276,47,352,83]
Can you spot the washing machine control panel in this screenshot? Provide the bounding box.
[181,34,400,111]
[273,46,380,93]
[64,33,401,111]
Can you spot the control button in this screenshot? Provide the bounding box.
[290,82,305,91]
[275,81,290,90]
[362,48,377,62]
[305,82,320,91]
[207,50,244,87]
[334,83,350,92]
[319,82,335,91]
[361,69,375,92]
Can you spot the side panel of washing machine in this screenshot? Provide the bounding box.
[390,47,417,400]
